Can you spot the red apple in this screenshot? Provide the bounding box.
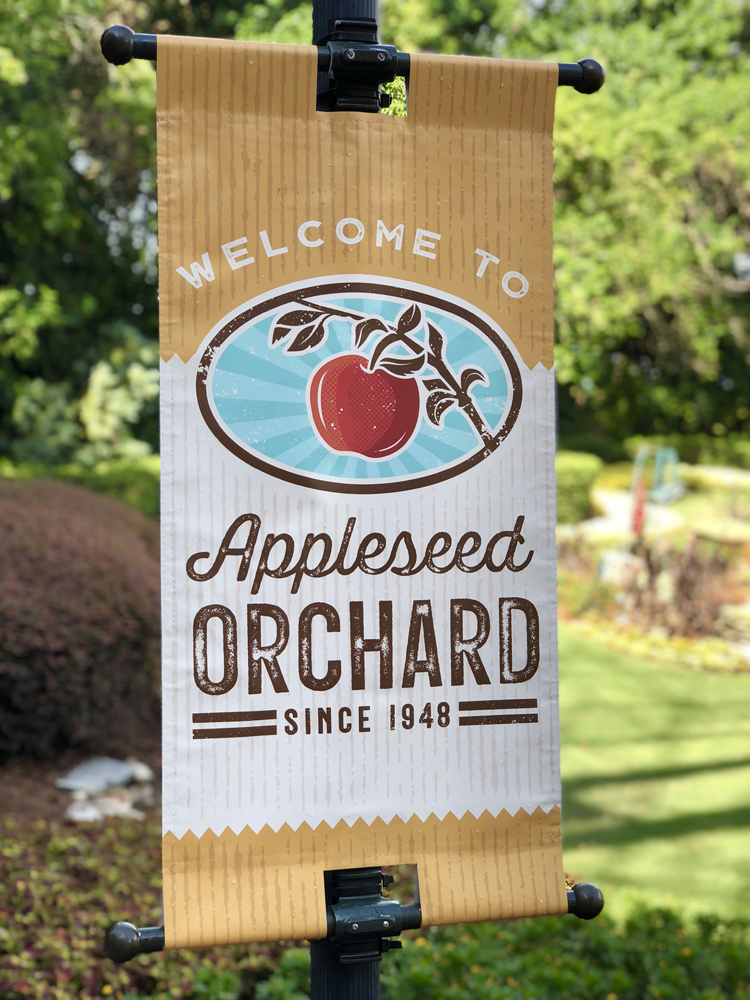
[308,353,420,459]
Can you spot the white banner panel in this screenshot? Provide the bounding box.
[157,37,565,948]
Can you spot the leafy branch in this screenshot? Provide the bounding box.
[366,304,426,377]
[423,322,491,444]
[269,298,365,353]
[269,297,491,444]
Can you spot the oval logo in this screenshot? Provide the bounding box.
[197,278,523,494]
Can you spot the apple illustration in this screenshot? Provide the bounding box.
[308,353,421,458]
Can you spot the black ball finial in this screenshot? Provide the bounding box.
[100,24,135,66]
[103,923,165,963]
[104,921,140,963]
[567,882,605,920]
[574,58,605,94]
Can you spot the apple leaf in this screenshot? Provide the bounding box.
[369,332,402,370]
[277,308,324,327]
[378,354,426,377]
[423,377,449,391]
[428,323,445,359]
[271,325,291,345]
[397,303,422,335]
[354,316,389,350]
[427,390,457,426]
[287,321,327,352]
[460,366,488,393]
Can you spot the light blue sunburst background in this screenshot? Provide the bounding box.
[207,293,511,483]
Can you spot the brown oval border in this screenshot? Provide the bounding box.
[196,280,523,495]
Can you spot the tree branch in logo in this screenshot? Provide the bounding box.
[270,302,364,353]
[270,297,492,455]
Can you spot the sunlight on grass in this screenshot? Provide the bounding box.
[559,624,750,919]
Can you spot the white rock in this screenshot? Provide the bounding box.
[126,757,155,783]
[66,800,105,822]
[95,790,145,820]
[56,757,136,794]
[128,783,155,807]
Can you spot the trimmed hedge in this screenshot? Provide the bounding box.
[0,455,160,519]
[556,451,604,524]
[624,434,750,471]
[55,456,160,518]
[558,433,750,471]
[0,479,160,758]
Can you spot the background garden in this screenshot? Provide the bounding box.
[1,0,750,996]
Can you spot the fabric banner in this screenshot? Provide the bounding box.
[156,36,563,949]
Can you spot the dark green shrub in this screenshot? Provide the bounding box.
[379,911,750,1000]
[0,817,283,999]
[0,479,160,758]
[556,451,604,524]
[191,966,242,1000]
[557,434,627,464]
[255,949,310,999]
[254,911,750,1000]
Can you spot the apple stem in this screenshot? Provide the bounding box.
[378,329,493,447]
[292,296,493,446]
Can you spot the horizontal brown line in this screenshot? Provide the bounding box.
[459,714,539,727]
[458,699,538,712]
[192,711,277,724]
[192,726,278,740]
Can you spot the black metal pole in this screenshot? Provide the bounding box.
[312,0,377,44]
[313,0,387,972]
[309,867,416,1000]
[312,0,384,110]
[311,9,389,995]
[310,939,381,1000]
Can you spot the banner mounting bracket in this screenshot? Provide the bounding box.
[100,24,605,99]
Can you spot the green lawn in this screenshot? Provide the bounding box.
[559,624,750,920]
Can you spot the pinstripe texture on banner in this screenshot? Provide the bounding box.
[157,37,563,948]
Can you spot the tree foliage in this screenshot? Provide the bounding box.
[531,0,750,448]
[0,0,159,465]
[1,0,749,462]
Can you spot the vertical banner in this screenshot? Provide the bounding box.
[157,37,564,949]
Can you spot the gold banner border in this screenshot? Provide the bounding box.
[163,805,566,947]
